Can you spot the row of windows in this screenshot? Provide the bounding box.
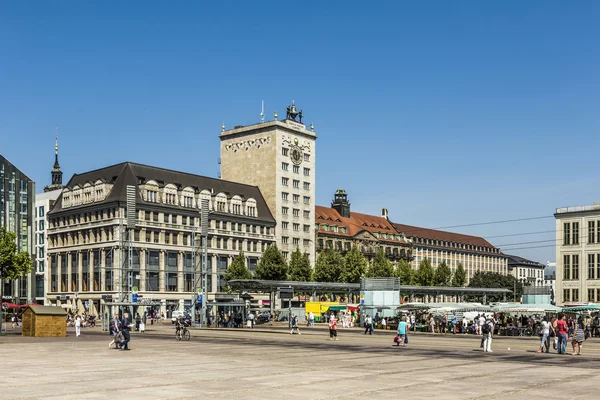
[281,207,309,218]
[281,178,310,190]
[281,192,310,204]
[143,188,257,217]
[412,236,500,254]
[317,238,409,257]
[563,220,600,245]
[281,162,311,175]
[50,208,118,228]
[281,237,311,247]
[280,222,311,233]
[517,268,543,279]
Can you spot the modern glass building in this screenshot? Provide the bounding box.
[0,154,35,303]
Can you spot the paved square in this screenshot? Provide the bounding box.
[1,324,599,399]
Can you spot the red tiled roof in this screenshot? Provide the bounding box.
[315,206,407,243]
[393,223,496,249]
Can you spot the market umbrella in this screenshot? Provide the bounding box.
[1,302,21,310]
[562,304,600,313]
[89,301,98,317]
[76,299,85,316]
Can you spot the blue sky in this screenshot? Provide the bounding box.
[1,1,599,263]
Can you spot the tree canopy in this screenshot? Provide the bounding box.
[0,227,33,281]
[434,261,452,286]
[414,258,435,286]
[451,263,466,287]
[254,245,288,281]
[341,246,367,283]
[367,248,395,278]
[468,270,522,301]
[288,248,312,281]
[313,247,344,282]
[223,251,252,289]
[395,259,414,285]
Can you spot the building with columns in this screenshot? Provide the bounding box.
[46,162,275,315]
[219,102,317,265]
[555,202,600,305]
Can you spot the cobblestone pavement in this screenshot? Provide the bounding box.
[1,324,599,399]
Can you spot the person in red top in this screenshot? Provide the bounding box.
[329,313,339,341]
[556,314,568,354]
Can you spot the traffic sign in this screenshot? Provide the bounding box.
[132,293,138,303]
[132,286,139,294]
[197,294,203,304]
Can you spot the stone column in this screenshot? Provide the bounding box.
[177,252,184,292]
[89,250,95,292]
[100,249,106,291]
[159,251,165,292]
[139,249,146,291]
[211,254,218,293]
[56,254,62,293]
[67,253,72,292]
[78,251,83,293]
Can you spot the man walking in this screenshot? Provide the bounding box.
[556,314,568,354]
[75,315,82,337]
[364,314,373,335]
[121,312,132,351]
[482,316,495,352]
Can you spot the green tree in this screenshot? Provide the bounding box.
[0,227,33,325]
[468,270,523,302]
[288,248,312,281]
[254,245,288,280]
[367,248,394,277]
[415,258,435,286]
[396,259,414,285]
[223,251,252,290]
[313,247,344,282]
[451,263,466,287]
[434,261,452,286]
[341,246,367,283]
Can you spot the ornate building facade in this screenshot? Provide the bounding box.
[315,190,413,262]
[46,162,276,315]
[219,102,317,264]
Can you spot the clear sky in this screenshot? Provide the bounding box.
[1,1,599,264]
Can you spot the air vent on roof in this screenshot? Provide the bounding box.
[234,125,244,129]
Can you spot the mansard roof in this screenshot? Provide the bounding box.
[49,161,275,223]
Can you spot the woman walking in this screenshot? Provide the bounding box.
[75,315,82,337]
[572,319,586,355]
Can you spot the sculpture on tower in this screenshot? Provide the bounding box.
[285,100,303,123]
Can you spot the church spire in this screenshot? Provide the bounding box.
[44,129,63,192]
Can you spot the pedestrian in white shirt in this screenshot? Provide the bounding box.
[75,315,82,337]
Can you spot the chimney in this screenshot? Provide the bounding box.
[382,208,389,220]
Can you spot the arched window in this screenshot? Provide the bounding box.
[245,198,257,217]
[215,193,228,213]
[231,195,243,215]
[199,190,212,211]
[181,186,195,208]
[164,184,178,205]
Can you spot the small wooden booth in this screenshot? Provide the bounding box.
[22,306,67,337]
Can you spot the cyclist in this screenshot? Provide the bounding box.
[175,316,184,337]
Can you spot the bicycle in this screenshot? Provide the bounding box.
[175,325,190,341]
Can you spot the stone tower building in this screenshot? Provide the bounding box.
[219,102,317,265]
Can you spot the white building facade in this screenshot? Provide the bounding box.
[555,203,600,305]
[34,190,61,304]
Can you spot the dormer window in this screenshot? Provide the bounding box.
[146,190,158,202]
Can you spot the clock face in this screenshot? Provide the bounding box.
[291,146,303,165]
